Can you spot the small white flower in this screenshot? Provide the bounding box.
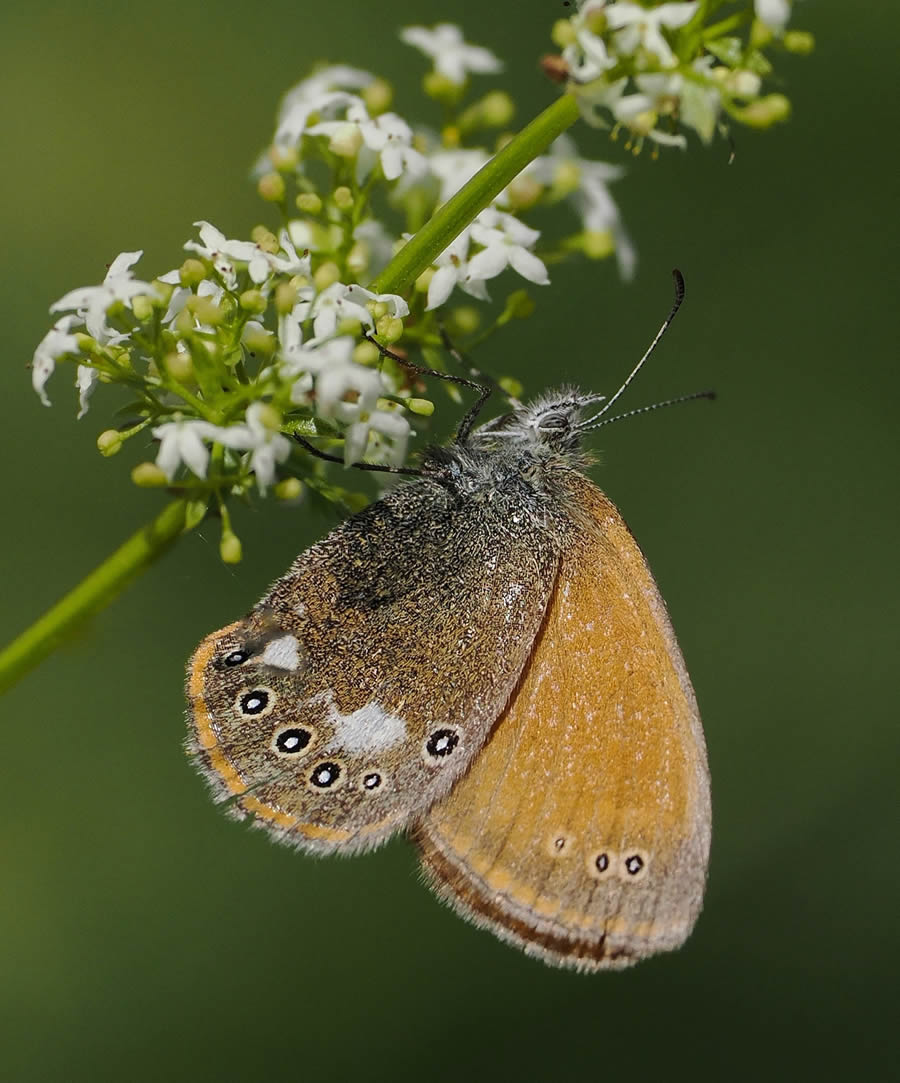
[266,229,312,277]
[298,282,409,340]
[316,360,384,421]
[426,230,489,310]
[564,2,617,83]
[184,221,271,289]
[158,275,223,327]
[50,250,160,344]
[152,417,224,480]
[75,365,98,419]
[273,66,373,147]
[532,136,636,280]
[754,0,791,33]
[400,24,502,85]
[214,403,292,492]
[605,1,700,69]
[31,315,82,407]
[309,101,428,183]
[466,209,550,288]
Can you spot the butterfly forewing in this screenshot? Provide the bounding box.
[188,477,559,853]
[416,476,710,970]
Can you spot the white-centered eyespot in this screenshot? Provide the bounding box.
[234,687,277,718]
[619,849,650,882]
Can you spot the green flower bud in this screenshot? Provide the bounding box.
[783,30,815,54]
[337,317,363,338]
[582,230,615,259]
[131,462,168,487]
[97,429,123,456]
[375,315,404,343]
[258,172,285,202]
[188,296,225,325]
[220,531,243,564]
[243,325,275,357]
[551,18,577,48]
[406,398,434,417]
[313,261,341,290]
[180,258,207,287]
[449,306,481,335]
[269,145,298,171]
[131,295,154,321]
[736,94,791,128]
[333,186,354,211]
[251,226,279,253]
[353,340,381,366]
[239,289,267,314]
[441,125,462,149]
[275,281,298,314]
[164,351,194,383]
[296,192,323,214]
[328,123,363,158]
[423,71,463,104]
[363,78,393,114]
[507,174,543,211]
[480,91,515,127]
[274,477,304,501]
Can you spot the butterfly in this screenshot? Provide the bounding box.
[186,270,711,970]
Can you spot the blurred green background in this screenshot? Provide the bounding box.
[1,2,896,1080]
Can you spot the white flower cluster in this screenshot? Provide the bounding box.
[32,225,415,488]
[562,1,790,148]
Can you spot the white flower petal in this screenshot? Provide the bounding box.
[508,247,550,286]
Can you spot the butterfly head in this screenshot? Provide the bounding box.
[471,387,606,454]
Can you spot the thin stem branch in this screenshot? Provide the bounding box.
[369,92,581,296]
[0,499,188,694]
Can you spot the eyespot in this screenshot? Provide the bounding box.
[620,850,650,882]
[424,728,460,762]
[272,726,315,756]
[309,761,343,789]
[362,771,384,791]
[586,849,617,881]
[545,832,576,858]
[235,687,276,718]
[220,648,250,668]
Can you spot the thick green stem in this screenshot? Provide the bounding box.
[370,92,581,296]
[0,499,188,695]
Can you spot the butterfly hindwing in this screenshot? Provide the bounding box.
[187,475,559,853]
[416,475,711,970]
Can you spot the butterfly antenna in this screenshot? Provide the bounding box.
[589,389,716,430]
[582,268,686,429]
[363,329,493,444]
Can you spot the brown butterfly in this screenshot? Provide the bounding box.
[187,271,711,970]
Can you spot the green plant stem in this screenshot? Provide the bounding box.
[0,499,188,694]
[370,92,581,296]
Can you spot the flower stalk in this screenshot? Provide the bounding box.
[0,500,188,694]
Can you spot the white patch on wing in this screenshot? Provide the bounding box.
[327,701,407,754]
[261,634,301,670]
